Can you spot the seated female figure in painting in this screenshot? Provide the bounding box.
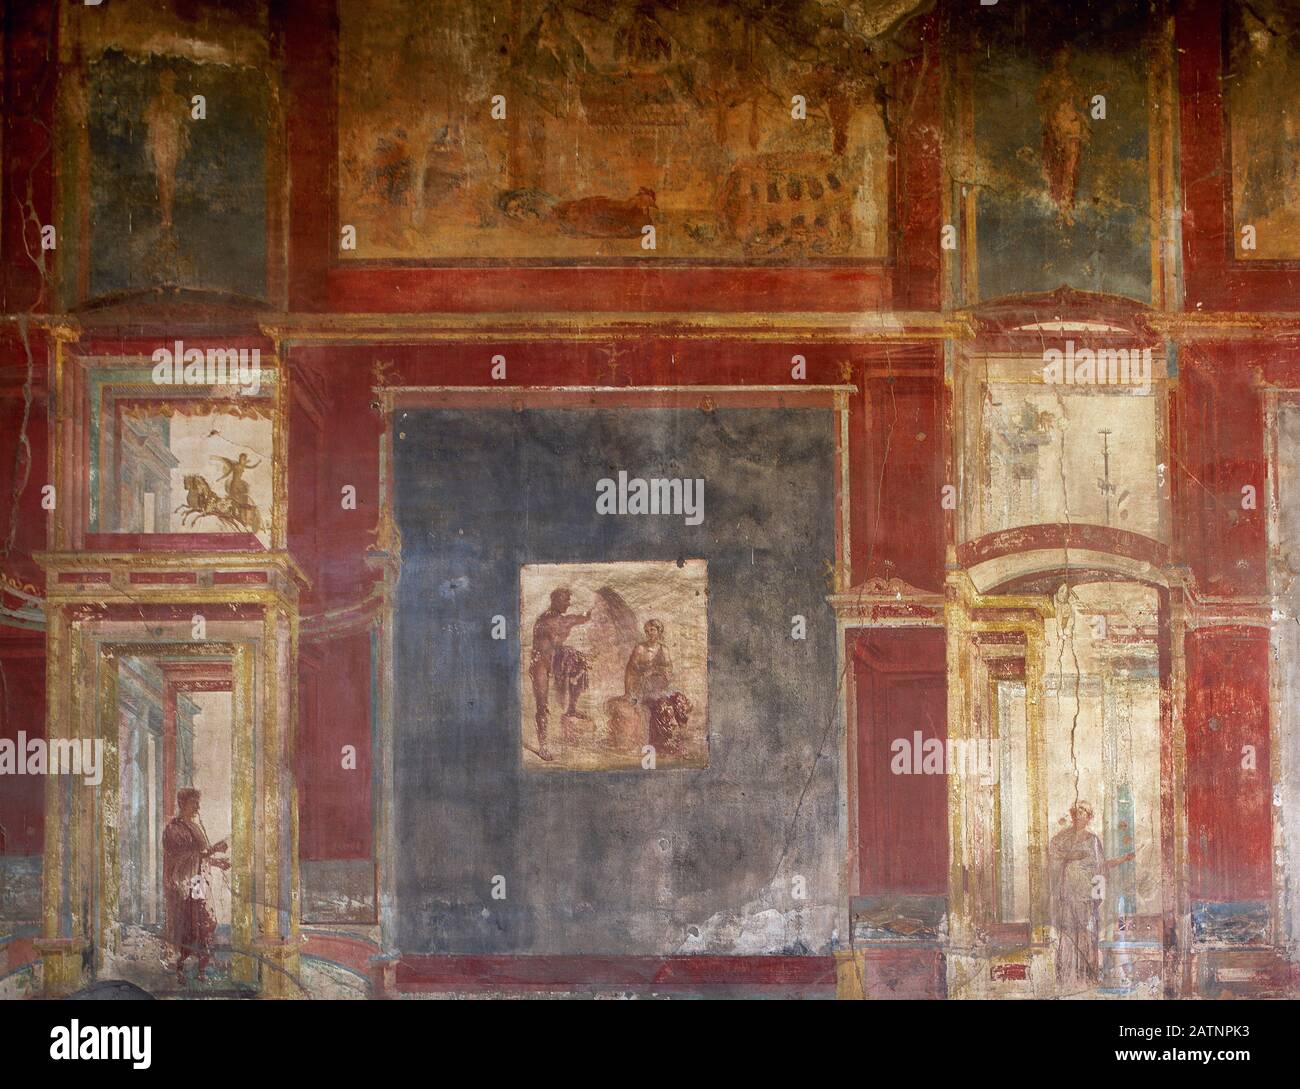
[610,620,692,757]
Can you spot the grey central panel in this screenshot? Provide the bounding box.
[393,407,839,955]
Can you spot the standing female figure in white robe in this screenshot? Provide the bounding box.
[1049,801,1133,992]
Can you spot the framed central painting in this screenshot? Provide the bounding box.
[520,559,708,770]
[337,0,890,261]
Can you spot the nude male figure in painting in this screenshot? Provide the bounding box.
[212,453,261,507]
[143,67,190,232]
[1037,47,1089,222]
[528,588,591,761]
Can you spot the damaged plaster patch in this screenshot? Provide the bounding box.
[679,879,838,955]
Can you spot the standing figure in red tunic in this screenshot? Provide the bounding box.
[163,788,229,984]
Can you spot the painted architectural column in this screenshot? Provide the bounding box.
[365,494,401,996]
[33,604,85,995]
[1174,346,1278,994]
[944,571,1055,997]
[253,602,301,998]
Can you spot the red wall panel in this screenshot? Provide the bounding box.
[1185,626,1272,903]
[1172,347,1267,597]
[853,628,947,896]
[1,1,58,314]
[0,646,45,854]
[859,371,945,592]
[298,630,373,860]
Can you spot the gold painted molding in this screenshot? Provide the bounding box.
[263,312,971,344]
[1151,312,1300,339]
[22,310,1300,347]
[35,549,310,597]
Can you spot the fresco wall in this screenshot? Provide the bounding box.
[337,0,893,261]
[393,406,837,954]
[960,0,1156,302]
[1227,0,1300,260]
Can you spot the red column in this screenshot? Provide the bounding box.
[1174,343,1273,970]
[1184,628,1272,909]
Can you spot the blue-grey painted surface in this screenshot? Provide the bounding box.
[393,408,840,954]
